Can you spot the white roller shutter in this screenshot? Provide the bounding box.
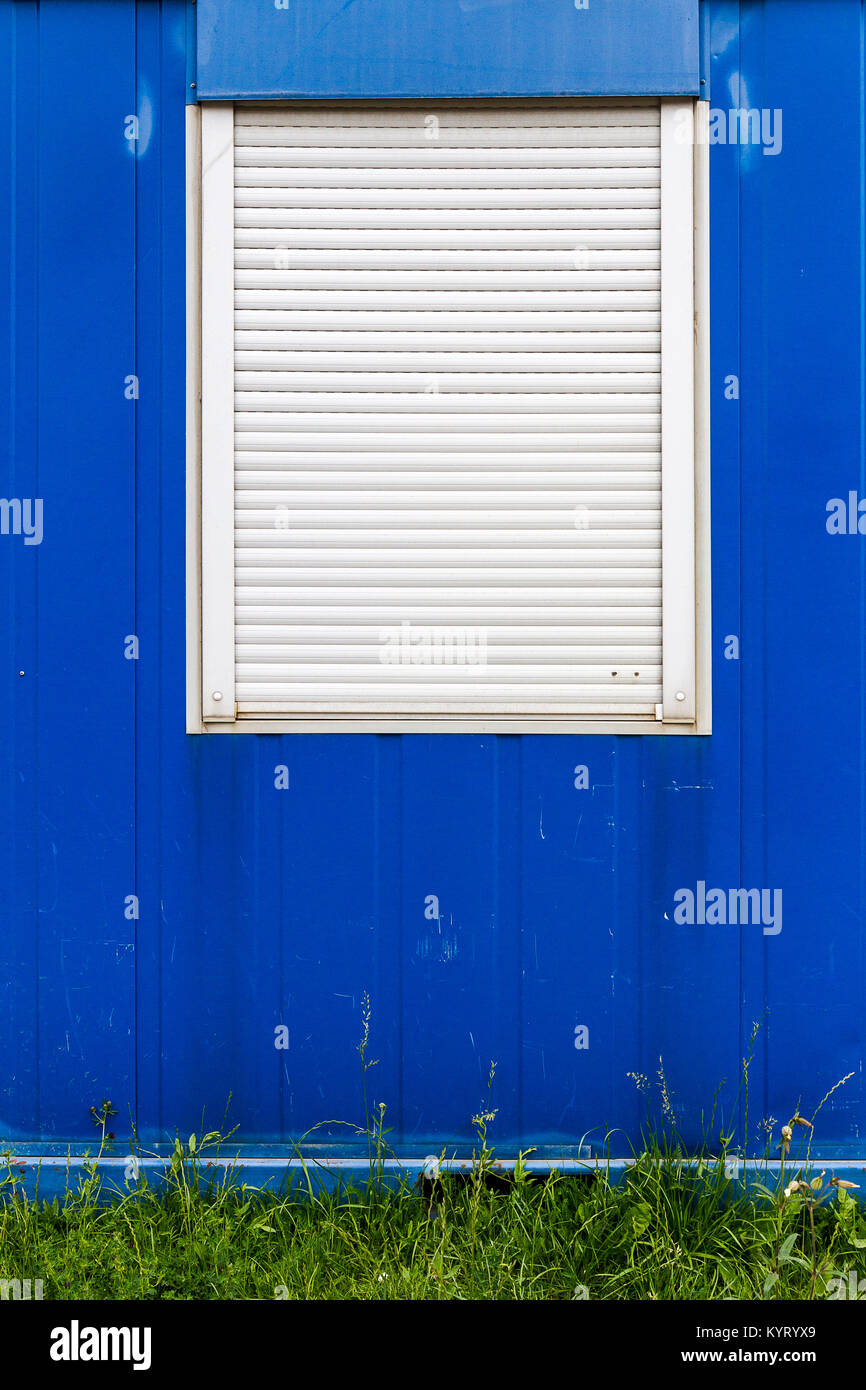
[199,100,698,724]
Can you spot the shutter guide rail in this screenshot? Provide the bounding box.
[659,100,696,722]
[201,104,238,719]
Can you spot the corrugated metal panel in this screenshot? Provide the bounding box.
[1,0,865,1165]
[231,104,663,716]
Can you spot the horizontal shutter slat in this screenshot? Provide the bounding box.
[235,313,659,331]
[234,104,660,125]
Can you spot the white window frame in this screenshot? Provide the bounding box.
[187,99,710,735]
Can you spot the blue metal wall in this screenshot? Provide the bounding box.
[1,0,865,1164]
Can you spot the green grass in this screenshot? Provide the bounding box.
[1,1139,865,1301]
[3,1030,863,1300]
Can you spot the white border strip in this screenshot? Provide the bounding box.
[693,100,712,735]
[200,104,237,720]
[10,1155,866,1185]
[660,100,697,722]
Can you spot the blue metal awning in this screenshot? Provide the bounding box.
[195,0,700,100]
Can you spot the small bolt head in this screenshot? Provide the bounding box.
[675,690,686,702]
[212,690,223,702]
